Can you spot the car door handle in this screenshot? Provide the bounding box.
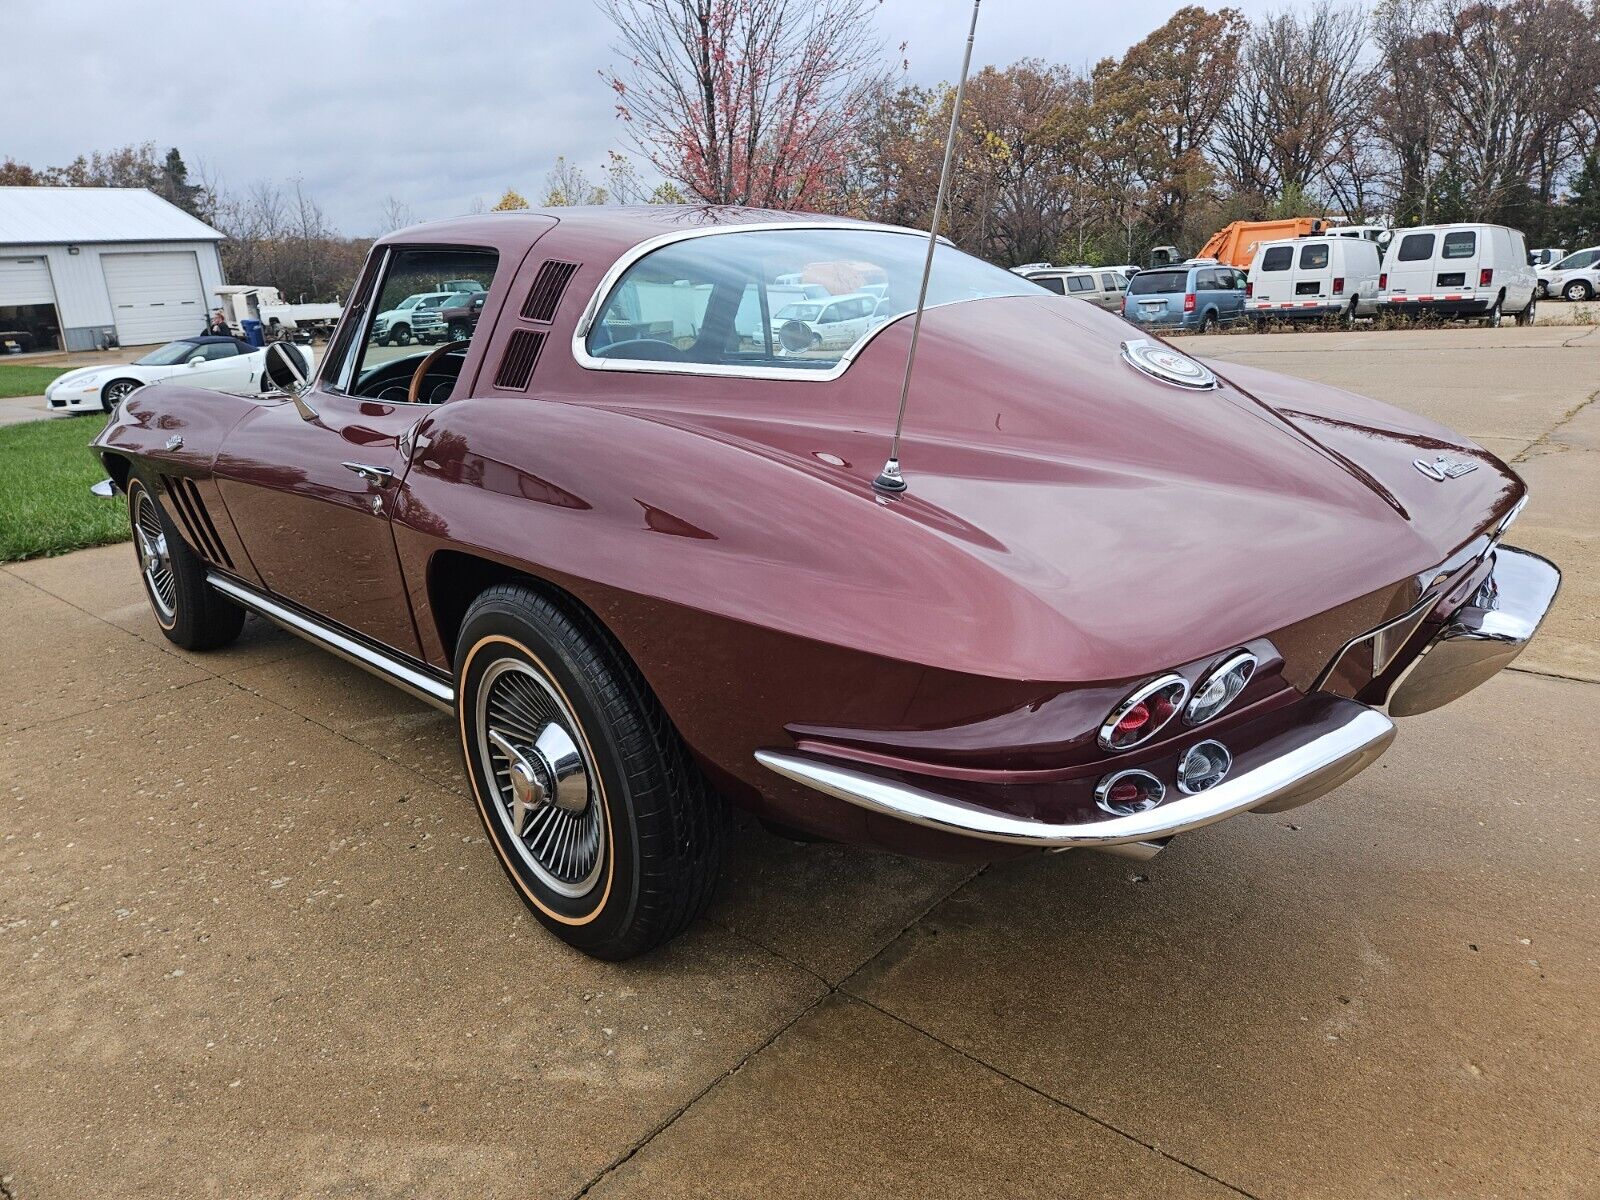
[342,462,395,487]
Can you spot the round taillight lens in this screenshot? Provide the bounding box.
[1099,674,1188,752]
[1183,652,1256,725]
[1095,769,1166,816]
[1177,740,1232,794]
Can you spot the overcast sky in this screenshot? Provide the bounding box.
[3,0,1316,234]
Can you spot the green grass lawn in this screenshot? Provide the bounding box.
[0,415,129,562]
[0,364,67,399]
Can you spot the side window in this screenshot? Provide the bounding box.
[1035,276,1066,294]
[1100,273,1122,291]
[1397,233,1436,261]
[328,246,500,402]
[1261,246,1293,272]
[1195,269,1218,291]
[1299,244,1330,270]
[820,303,842,324]
[1066,275,1094,293]
[197,342,239,360]
[1441,231,1477,259]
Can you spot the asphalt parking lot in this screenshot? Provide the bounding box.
[1,325,1596,1199]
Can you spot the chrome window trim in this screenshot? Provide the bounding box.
[570,220,999,384]
[1098,673,1190,752]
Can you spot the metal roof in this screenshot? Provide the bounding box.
[0,186,223,245]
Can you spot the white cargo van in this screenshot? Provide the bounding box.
[1245,235,1381,323]
[1377,224,1537,325]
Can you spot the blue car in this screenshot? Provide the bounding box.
[1122,262,1247,331]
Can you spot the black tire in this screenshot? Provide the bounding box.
[455,583,725,960]
[101,378,141,413]
[1342,299,1358,328]
[1563,280,1593,302]
[392,323,413,346]
[1515,295,1538,327]
[126,478,244,650]
[1484,296,1503,327]
[1200,310,1218,333]
[448,321,470,341]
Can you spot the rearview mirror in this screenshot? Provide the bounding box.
[263,341,317,420]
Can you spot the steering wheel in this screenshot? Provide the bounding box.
[595,337,687,361]
[407,340,471,405]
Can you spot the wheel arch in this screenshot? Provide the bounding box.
[426,548,598,668]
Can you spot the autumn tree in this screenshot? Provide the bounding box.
[598,0,888,207]
[542,156,609,206]
[491,188,530,211]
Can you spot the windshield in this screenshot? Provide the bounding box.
[136,340,202,366]
[587,226,1043,373]
[1128,270,1189,295]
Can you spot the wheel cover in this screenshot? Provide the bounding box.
[476,658,604,897]
[132,489,176,621]
[108,381,134,405]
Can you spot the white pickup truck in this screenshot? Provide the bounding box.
[216,285,343,339]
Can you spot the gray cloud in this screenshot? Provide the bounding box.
[4,0,1316,233]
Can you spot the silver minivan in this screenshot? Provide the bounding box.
[1025,267,1129,312]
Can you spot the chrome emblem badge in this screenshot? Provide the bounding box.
[1120,339,1218,391]
[164,435,184,451]
[1413,456,1477,481]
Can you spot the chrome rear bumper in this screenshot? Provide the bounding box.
[1387,544,1560,717]
[756,698,1395,854]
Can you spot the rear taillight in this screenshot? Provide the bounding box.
[1095,769,1165,817]
[1333,276,1345,295]
[1183,293,1196,313]
[1245,281,1254,299]
[1480,268,1493,286]
[1379,272,1388,290]
[1099,675,1189,752]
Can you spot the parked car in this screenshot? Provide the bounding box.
[1246,235,1381,324]
[440,291,488,341]
[45,337,313,413]
[1378,224,1538,325]
[1527,246,1566,269]
[1122,261,1246,331]
[90,207,1559,960]
[1538,246,1600,300]
[1024,266,1129,311]
[372,291,463,346]
[769,291,882,354]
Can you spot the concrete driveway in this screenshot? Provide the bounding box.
[1,327,1596,1199]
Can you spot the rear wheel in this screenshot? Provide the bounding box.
[1564,280,1594,302]
[1483,297,1503,327]
[1200,310,1218,333]
[1515,295,1538,327]
[455,583,725,960]
[127,479,244,650]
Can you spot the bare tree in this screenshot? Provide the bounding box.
[598,0,889,207]
[378,195,416,232]
[542,156,608,206]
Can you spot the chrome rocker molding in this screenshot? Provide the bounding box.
[206,572,454,712]
[756,698,1395,856]
[1386,544,1560,717]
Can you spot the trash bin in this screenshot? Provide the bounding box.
[241,319,264,347]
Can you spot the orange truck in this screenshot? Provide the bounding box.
[1196,218,1326,270]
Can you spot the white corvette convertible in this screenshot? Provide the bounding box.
[45,337,314,413]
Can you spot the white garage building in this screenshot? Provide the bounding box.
[0,186,226,352]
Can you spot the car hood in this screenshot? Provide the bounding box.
[50,363,160,388]
[663,296,1522,681]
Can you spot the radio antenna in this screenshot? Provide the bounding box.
[873,0,982,496]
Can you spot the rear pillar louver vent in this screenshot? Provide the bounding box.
[521,260,579,323]
[161,476,233,569]
[495,330,547,391]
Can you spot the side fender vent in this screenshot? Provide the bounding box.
[521,260,579,323]
[495,330,547,391]
[161,475,234,569]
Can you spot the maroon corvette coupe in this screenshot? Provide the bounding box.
[91,206,1559,959]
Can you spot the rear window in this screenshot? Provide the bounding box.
[1260,246,1293,272]
[1299,244,1330,269]
[1128,270,1189,295]
[1397,233,1436,261]
[1034,276,1066,295]
[1442,231,1477,259]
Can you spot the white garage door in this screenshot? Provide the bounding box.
[102,251,206,345]
[0,256,56,306]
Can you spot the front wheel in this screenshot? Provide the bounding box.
[127,478,244,650]
[101,378,141,413]
[1564,280,1594,302]
[391,323,413,346]
[448,321,471,341]
[455,584,725,960]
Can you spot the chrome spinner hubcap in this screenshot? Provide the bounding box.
[133,491,176,621]
[477,659,603,897]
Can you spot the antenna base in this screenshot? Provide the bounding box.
[872,459,908,495]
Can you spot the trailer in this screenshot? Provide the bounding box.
[215,285,343,341]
